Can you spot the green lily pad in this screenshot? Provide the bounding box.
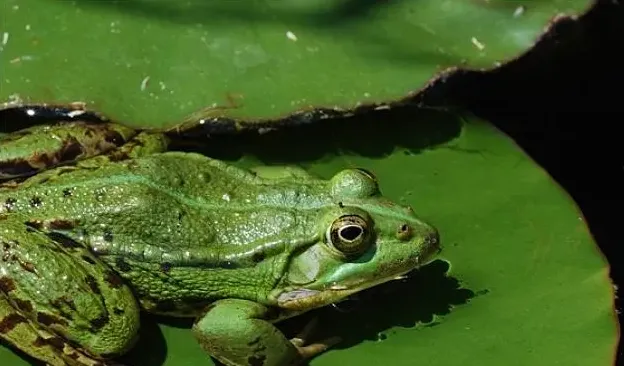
[0,0,593,127]
[0,110,616,365]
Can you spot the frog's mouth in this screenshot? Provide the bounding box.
[276,269,412,311]
[276,254,438,311]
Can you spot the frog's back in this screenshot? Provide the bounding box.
[0,152,259,254]
[0,152,332,313]
[1,151,327,260]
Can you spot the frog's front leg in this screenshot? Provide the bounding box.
[0,212,141,365]
[193,299,339,366]
[0,121,138,180]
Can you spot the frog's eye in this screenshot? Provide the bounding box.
[330,169,380,198]
[326,215,373,257]
[354,168,377,183]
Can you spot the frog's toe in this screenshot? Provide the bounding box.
[291,336,342,359]
[289,317,341,359]
[290,316,319,347]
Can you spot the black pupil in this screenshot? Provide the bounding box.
[340,226,363,241]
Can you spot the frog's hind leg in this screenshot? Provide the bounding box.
[0,296,65,365]
[0,212,141,365]
[0,121,138,180]
[0,297,107,366]
[101,131,170,162]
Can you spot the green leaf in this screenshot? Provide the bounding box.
[0,111,615,365]
[0,0,593,127]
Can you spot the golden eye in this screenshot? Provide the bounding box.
[327,215,373,257]
[397,224,413,241]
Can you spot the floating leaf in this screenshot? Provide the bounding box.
[0,0,593,127]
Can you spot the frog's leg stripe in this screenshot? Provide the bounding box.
[0,212,141,364]
[1,296,106,366]
[0,121,138,180]
[0,135,91,177]
[102,131,170,162]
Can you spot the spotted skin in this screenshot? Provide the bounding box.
[0,212,140,365]
[0,118,441,366]
[0,121,139,180]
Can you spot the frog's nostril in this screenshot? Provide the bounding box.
[427,229,441,250]
[396,223,413,240]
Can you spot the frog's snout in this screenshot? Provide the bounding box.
[424,227,442,256]
[409,223,441,262]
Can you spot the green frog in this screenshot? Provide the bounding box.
[0,119,441,366]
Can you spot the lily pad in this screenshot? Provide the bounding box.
[0,110,617,365]
[0,0,593,127]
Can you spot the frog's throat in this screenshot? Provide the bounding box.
[275,255,437,311]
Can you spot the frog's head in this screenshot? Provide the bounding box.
[274,168,440,311]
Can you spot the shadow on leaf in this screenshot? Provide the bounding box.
[278,259,476,350]
[172,106,462,163]
[117,259,476,366]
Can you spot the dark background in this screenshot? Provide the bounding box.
[419,0,623,361]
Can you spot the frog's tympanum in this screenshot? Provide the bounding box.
[0,120,440,366]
